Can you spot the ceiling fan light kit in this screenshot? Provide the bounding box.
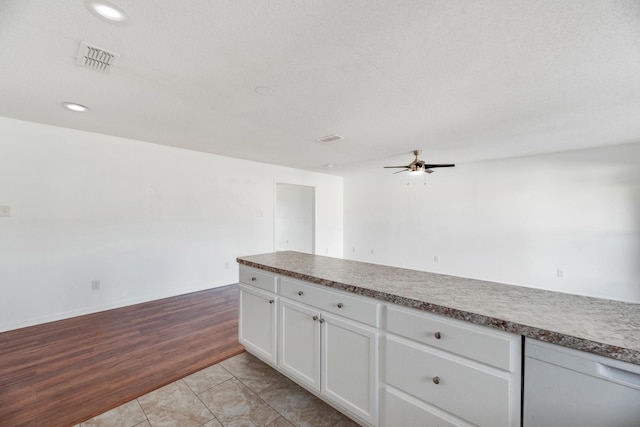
[384,150,455,175]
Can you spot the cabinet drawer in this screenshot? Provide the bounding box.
[382,387,472,427]
[239,266,277,293]
[384,336,517,427]
[280,278,379,327]
[385,304,518,371]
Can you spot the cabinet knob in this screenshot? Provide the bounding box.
[251,277,257,282]
[432,376,441,385]
[434,332,442,340]
[312,315,318,321]
[319,318,325,324]
[297,291,304,296]
[269,299,274,304]
[337,303,344,308]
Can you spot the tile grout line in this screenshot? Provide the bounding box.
[176,377,224,427]
[221,357,358,427]
[224,368,295,426]
[188,373,232,427]
[196,367,295,427]
[135,397,151,427]
[179,379,219,427]
[80,354,358,427]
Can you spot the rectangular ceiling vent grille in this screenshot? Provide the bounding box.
[75,41,119,73]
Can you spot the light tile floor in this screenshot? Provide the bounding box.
[75,352,361,427]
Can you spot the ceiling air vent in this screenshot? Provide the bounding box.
[315,134,344,143]
[75,41,119,73]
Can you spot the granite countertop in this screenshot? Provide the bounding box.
[237,251,640,365]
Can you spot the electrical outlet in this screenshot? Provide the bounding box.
[370,249,374,254]
[91,280,100,290]
[557,269,564,278]
[434,256,439,263]
[0,206,10,217]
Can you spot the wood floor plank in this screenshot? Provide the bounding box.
[0,284,244,427]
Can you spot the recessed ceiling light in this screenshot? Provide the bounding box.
[324,164,334,168]
[62,102,90,112]
[85,0,130,24]
[255,86,272,96]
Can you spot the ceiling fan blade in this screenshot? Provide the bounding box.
[393,169,409,174]
[423,164,455,168]
[384,165,410,168]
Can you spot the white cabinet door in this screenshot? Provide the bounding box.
[279,298,321,391]
[322,312,378,426]
[239,284,277,364]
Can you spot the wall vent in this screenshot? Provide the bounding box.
[75,41,119,73]
[315,134,344,143]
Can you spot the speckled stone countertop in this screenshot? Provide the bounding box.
[238,251,640,365]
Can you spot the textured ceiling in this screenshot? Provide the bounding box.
[1,0,639,174]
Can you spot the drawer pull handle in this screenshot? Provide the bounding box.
[434,332,442,339]
[337,303,344,308]
[297,291,304,296]
[432,376,441,385]
[312,316,318,321]
[251,277,257,282]
[269,299,274,304]
[319,318,325,324]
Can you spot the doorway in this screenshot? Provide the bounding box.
[275,183,315,254]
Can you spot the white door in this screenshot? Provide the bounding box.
[238,285,277,364]
[279,299,321,391]
[322,312,378,426]
[275,183,315,253]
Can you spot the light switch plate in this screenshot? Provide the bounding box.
[0,206,10,217]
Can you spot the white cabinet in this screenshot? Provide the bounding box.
[382,305,521,427]
[239,265,525,427]
[279,298,321,391]
[238,266,278,365]
[278,277,380,427]
[322,312,378,425]
[278,300,378,425]
[238,285,277,364]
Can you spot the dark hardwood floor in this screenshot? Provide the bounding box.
[0,284,244,427]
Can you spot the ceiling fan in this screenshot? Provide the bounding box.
[384,150,455,174]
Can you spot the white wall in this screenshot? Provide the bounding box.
[344,143,640,303]
[0,117,343,331]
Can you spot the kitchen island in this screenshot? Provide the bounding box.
[237,251,640,426]
[238,250,639,365]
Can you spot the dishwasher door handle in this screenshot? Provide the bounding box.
[596,363,640,390]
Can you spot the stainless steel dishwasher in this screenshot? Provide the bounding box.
[523,338,640,427]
